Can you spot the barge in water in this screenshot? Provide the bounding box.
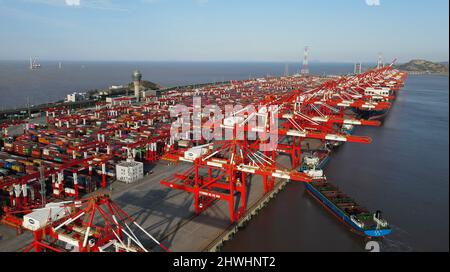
[301,152,391,238]
[304,171,391,238]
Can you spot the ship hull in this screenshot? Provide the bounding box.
[305,183,392,238]
[354,108,390,121]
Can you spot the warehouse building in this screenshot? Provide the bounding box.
[116,160,144,184]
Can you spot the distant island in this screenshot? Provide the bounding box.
[395,60,449,75]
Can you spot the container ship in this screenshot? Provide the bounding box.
[303,172,391,238]
[354,108,391,121]
[354,71,407,120]
[354,87,393,120]
[302,152,391,238]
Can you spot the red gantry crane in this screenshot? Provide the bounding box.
[159,65,407,222]
[20,194,169,252]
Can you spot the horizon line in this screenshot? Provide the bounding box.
[1,59,447,64]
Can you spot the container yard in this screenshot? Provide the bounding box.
[0,63,408,252]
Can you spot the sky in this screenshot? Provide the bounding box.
[0,0,448,62]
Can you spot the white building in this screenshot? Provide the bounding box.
[66,92,86,103]
[110,85,124,90]
[116,160,144,184]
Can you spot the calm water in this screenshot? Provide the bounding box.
[0,61,354,110]
[223,75,449,252]
[0,62,448,252]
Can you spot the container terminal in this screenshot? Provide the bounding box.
[0,59,407,252]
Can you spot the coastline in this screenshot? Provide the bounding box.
[401,71,449,76]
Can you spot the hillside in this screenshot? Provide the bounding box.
[396,60,449,75]
[128,80,161,90]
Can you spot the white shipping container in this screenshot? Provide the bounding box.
[23,205,71,231]
[184,147,208,160]
[305,169,324,179]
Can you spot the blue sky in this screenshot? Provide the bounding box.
[0,0,448,62]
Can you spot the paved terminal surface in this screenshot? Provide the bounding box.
[0,226,33,252]
[112,160,276,252]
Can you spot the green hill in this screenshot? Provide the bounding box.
[396,60,449,75]
[128,80,161,90]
